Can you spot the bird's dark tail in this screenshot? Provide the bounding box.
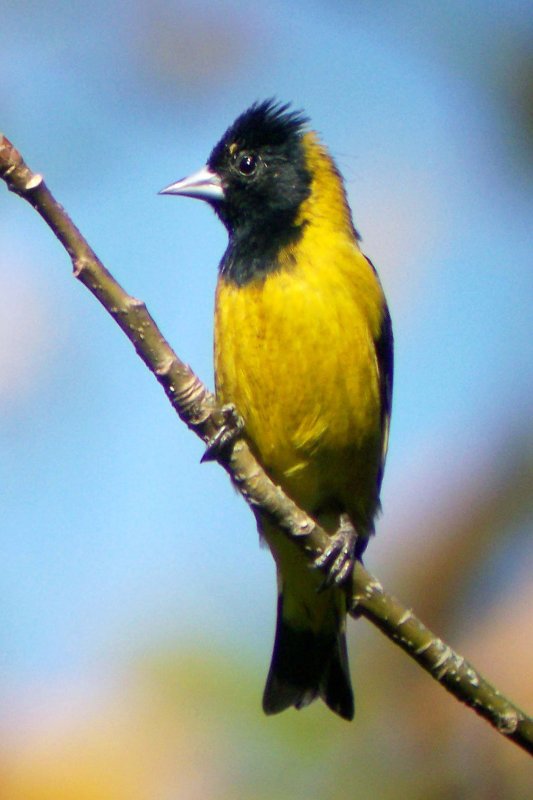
[262,594,354,720]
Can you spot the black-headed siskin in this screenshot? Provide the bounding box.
[161,100,393,721]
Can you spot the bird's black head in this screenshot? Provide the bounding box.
[207,100,311,238]
[160,100,314,284]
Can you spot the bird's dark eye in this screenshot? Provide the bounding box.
[235,152,258,176]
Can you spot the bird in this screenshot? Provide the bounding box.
[160,100,393,721]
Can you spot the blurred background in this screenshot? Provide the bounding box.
[1,1,532,797]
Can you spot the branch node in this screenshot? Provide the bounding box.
[25,173,43,190]
[73,257,91,277]
[154,355,175,378]
[497,709,519,735]
[465,668,480,687]
[397,609,414,626]
[415,640,433,656]
[128,297,147,312]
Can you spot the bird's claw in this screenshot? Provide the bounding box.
[314,517,359,591]
[201,403,244,462]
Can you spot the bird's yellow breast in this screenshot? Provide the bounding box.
[215,241,385,531]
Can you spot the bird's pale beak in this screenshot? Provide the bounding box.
[159,165,224,202]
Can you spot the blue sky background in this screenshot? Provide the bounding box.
[1,0,531,708]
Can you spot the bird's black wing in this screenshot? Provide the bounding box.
[366,257,394,493]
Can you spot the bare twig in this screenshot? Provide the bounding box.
[1,133,531,755]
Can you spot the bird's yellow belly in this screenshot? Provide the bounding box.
[215,254,384,532]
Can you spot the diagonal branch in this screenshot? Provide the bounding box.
[1,133,531,755]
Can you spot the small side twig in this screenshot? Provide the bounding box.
[1,133,531,755]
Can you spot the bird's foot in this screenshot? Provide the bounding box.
[201,403,244,462]
[314,515,359,591]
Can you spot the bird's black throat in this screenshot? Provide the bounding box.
[218,212,308,286]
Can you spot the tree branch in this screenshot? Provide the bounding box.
[1,133,531,755]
